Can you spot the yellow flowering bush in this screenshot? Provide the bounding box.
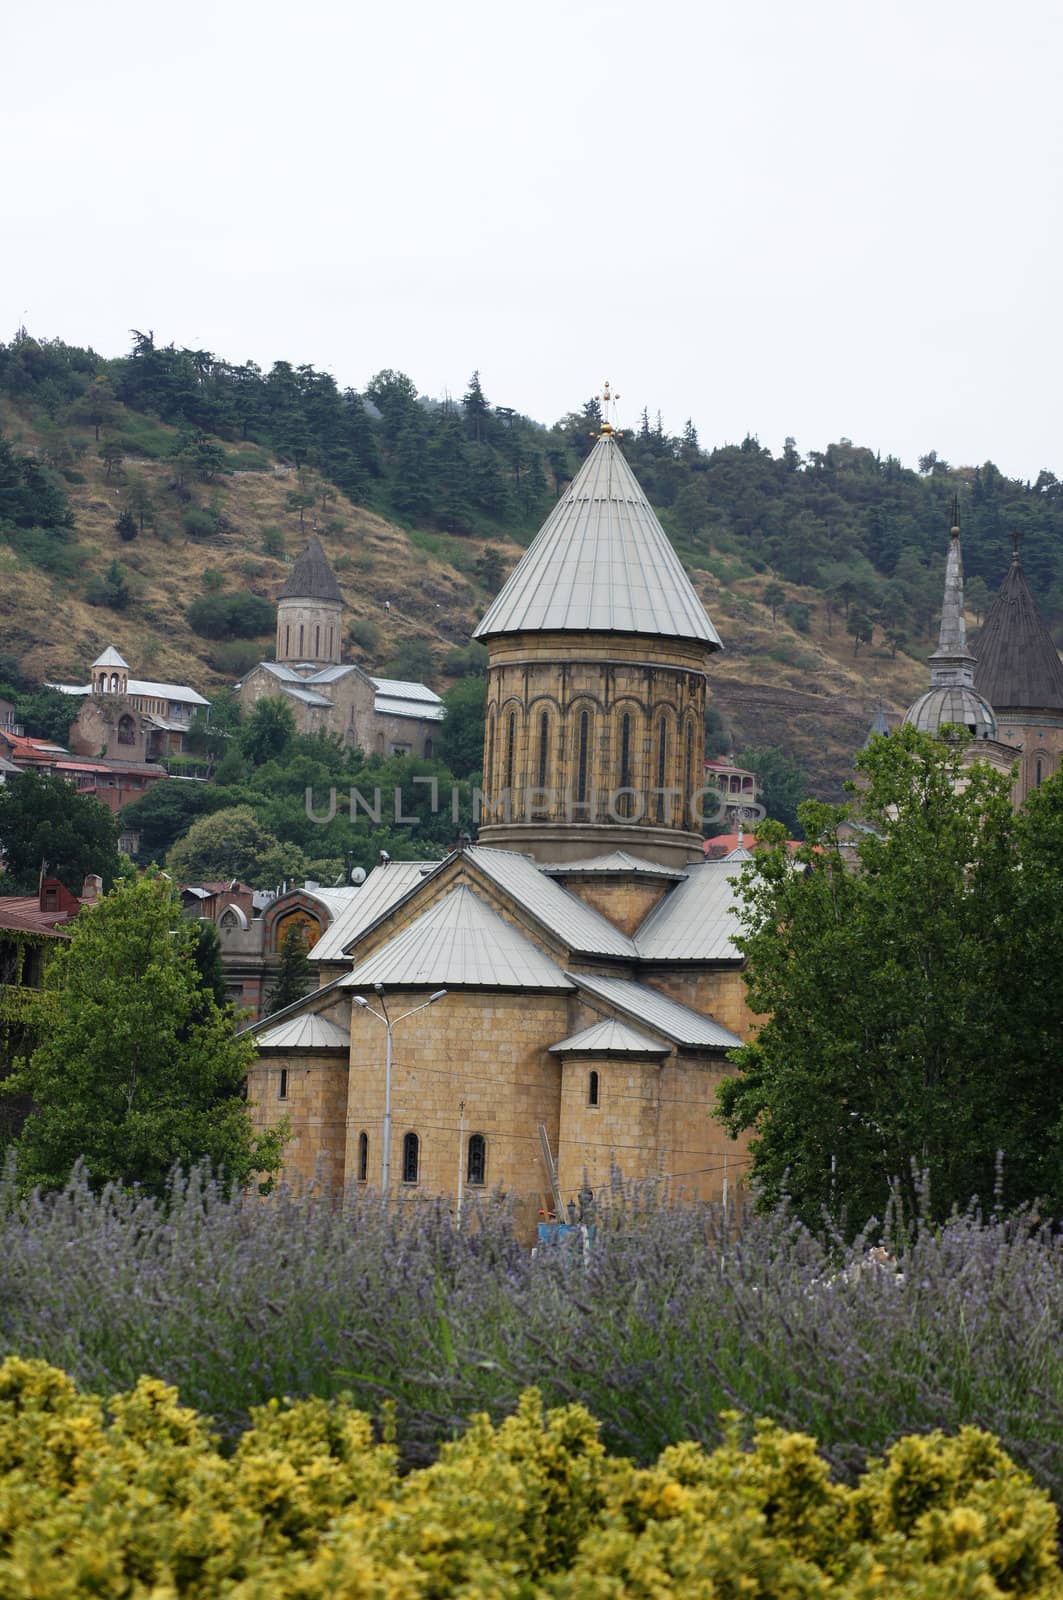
[0,1357,1059,1599]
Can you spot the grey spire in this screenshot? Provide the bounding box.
[928,512,976,687]
[472,432,721,646]
[903,507,997,739]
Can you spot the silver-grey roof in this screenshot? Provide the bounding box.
[634,860,744,961]
[549,1018,669,1055]
[543,850,687,879]
[374,694,447,722]
[127,678,209,706]
[472,434,722,646]
[903,686,998,739]
[467,846,637,958]
[370,677,443,704]
[256,1013,350,1050]
[92,645,130,669]
[312,862,439,963]
[568,972,741,1049]
[278,536,343,603]
[283,686,334,708]
[308,664,363,684]
[339,885,573,990]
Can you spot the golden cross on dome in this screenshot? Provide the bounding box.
[598,379,621,437]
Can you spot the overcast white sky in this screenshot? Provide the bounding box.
[5,0,1062,480]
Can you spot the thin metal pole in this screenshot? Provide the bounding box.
[381,1022,393,1192]
[456,1098,465,1223]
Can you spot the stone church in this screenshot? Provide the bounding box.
[899,512,1063,808]
[234,537,444,758]
[245,420,756,1213]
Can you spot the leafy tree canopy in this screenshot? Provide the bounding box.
[165,805,306,887]
[437,676,486,780]
[5,876,283,1195]
[718,726,1033,1228]
[0,770,121,894]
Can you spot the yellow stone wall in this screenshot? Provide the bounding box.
[275,598,343,666]
[643,967,761,1042]
[993,712,1063,806]
[248,1048,349,1192]
[561,878,669,936]
[342,989,570,1208]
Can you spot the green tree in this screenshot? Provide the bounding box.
[15,685,76,744]
[762,581,785,625]
[718,727,1018,1227]
[99,440,125,480]
[120,781,216,863]
[0,770,120,894]
[87,558,131,610]
[166,806,306,887]
[475,547,506,591]
[266,922,312,1014]
[737,746,807,836]
[5,877,283,1196]
[847,608,873,654]
[241,697,296,766]
[437,675,486,778]
[383,638,435,683]
[966,574,990,625]
[123,471,155,537]
[114,508,138,542]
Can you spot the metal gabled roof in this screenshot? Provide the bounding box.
[312,862,440,963]
[568,972,741,1049]
[549,1018,669,1055]
[374,695,446,722]
[338,885,573,990]
[282,686,334,708]
[542,850,687,879]
[256,1013,350,1050]
[466,846,637,958]
[127,678,210,706]
[472,434,722,647]
[370,677,443,704]
[278,536,343,603]
[92,645,129,669]
[634,859,744,962]
[974,550,1063,712]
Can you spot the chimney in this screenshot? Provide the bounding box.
[80,874,103,904]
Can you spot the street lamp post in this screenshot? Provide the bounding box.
[352,986,447,1191]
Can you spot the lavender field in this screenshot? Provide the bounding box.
[4,1162,1063,1501]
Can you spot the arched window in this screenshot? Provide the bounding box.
[619,712,632,817]
[588,1070,600,1107]
[577,710,590,804]
[402,1131,419,1184]
[467,1133,486,1187]
[279,1069,289,1100]
[424,737,433,759]
[109,673,119,692]
[505,712,516,792]
[117,714,135,746]
[315,625,320,658]
[538,711,550,788]
[485,711,496,800]
[285,625,291,656]
[326,627,332,658]
[358,1130,369,1183]
[685,721,694,815]
[1036,758,1044,787]
[656,716,668,822]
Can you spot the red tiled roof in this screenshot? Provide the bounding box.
[0,899,73,937]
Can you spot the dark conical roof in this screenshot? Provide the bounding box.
[973,552,1063,712]
[277,536,342,603]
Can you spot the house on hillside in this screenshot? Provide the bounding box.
[234,538,444,756]
[50,646,209,764]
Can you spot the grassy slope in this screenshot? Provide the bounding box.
[0,398,929,799]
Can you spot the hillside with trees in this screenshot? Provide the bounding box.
[2,326,1062,818]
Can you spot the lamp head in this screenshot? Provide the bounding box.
[429,988,447,1004]
[353,995,368,1008]
[373,982,384,994]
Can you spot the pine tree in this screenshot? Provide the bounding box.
[267,923,312,1015]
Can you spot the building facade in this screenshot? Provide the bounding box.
[242,418,754,1216]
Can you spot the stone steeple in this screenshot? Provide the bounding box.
[475,403,723,868]
[276,536,343,668]
[974,537,1063,713]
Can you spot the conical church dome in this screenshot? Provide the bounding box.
[278,536,343,604]
[474,432,721,647]
[973,548,1063,712]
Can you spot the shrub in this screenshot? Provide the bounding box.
[0,1360,1057,1599]
[347,617,380,654]
[209,639,261,676]
[186,590,275,639]
[182,504,220,541]
[261,525,285,559]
